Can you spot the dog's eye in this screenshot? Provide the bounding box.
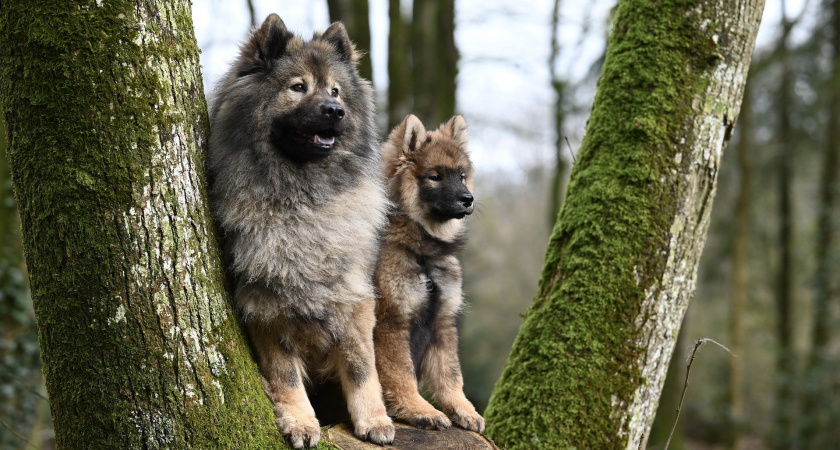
[428,174,442,182]
[291,83,306,93]
[331,87,339,97]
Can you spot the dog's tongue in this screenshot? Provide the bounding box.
[315,134,335,146]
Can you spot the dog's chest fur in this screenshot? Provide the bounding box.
[220,171,387,321]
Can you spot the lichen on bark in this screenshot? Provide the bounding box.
[484,1,764,449]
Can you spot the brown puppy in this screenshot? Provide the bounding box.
[374,114,485,433]
[207,15,394,448]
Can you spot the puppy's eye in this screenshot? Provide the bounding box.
[291,83,306,93]
[428,174,442,182]
[331,87,339,97]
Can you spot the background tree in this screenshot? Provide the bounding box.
[384,0,459,130]
[411,0,458,126]
[387,0,411,129]
[803,0,840,444]
[773,3,797,446]
[327,0,373,83]
[728,84,752,449]
[483,0,764,448]
[548,0,568,224]
[0,112,48,449]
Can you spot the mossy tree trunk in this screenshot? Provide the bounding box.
[484,0,764,448]
[0,1,292,448]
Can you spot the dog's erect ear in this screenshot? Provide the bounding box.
[401,115,426,156]
[320,22,358,64]
[443,115,468,149]
[237,14,292,76]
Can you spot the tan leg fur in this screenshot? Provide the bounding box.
[249,325,320,449]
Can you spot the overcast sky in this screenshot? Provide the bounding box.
[193,0,812,175]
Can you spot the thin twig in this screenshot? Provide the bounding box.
[664,340,702,450]
[0,417,41,450]
[663,338,735,450]
[564,136,577,162]
[8,375,48,401]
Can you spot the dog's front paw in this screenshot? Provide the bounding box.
[449,409,485,434]
[401,408,451,430]
[354,414,395,445]
[276,414,321,448]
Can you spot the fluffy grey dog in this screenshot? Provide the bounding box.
[206,14,394,449]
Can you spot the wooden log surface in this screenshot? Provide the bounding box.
[324,422,499,449]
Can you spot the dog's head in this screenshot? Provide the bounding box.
[228,14,371,163]
[384,115,475,237]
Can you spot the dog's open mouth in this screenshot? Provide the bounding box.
[293,129,337,150]
[270,117,343,162]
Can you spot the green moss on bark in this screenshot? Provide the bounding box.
[0,1,308,448]
[483,0,748,448]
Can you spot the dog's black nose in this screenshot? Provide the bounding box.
[459,193,474,207]
[322,103,345,121]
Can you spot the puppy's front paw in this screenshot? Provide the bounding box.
[450,409,485,434]
[276,414,321,448]
[402,408,451,430]
[354,414,395,445]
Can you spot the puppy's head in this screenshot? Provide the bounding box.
[384,115,475,231]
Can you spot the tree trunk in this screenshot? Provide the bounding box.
[774,4,796,446]
[411,0,458,126]
[548,0,568,225]
[728,84,752,449]
[1,107,45,450]
[812,0,840,362]
[387,0,412,130]
[483,0,764,448]
[327,0,373,84]
[0,1,286,448]
[647,320,687,449]
[804,0,840,443]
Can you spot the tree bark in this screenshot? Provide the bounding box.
[327,0,373,84]
[484,1,764,448]
[0,1,286,448]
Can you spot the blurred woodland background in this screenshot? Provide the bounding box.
[2,0,839,449]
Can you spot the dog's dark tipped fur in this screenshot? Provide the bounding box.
[207,14,394,449]
[373,114,485,434]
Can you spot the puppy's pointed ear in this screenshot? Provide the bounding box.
[320,22,358,64]
[443,115,468,149]
[401,115,426,156]
[236,14,292,76]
